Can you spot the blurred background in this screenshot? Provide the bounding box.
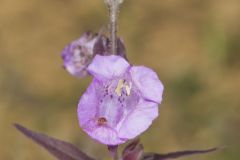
[1,0,240,159]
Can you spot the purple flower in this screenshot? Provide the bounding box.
[77,55,164,145]
[61,32,98,77]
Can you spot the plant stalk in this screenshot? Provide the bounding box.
[108,145,119,160]
[105,0,123,55]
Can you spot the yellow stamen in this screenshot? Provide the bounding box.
[115,79,124,96]
[125,82,132,96]
[115,79,132,96]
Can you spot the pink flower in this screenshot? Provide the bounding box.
[77,55,164,145]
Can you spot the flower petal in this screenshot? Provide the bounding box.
[91,126,125,145]
[118,100,159,139]
[77,79,99,126]
[83,120,126,145]
[78,79,126,145]
[130,66,164,103]
[87,55,130,80]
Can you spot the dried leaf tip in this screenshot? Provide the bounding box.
[143,146,224,160]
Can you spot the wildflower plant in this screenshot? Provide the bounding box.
[15,0,222,160]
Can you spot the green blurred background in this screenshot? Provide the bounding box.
[1,0,240,159]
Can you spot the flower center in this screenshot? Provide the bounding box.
[96,78,140,128]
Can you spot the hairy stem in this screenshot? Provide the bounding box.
[109,4,118,55]
[105,0,123,55]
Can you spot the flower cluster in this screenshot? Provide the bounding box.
[62,33,164,145]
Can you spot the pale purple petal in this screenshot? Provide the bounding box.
[87,55,130,80]
[82,119,125,145]
[77,79,127,145]
[130,66,164,103]
[118,100,159,139]
[77,80,98,126]
[97,97,124,128]
[91,127,124,145]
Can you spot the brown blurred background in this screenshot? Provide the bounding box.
[1,0,240,159]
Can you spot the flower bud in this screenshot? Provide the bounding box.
[61,32,98,78]
[122,139,143,160]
